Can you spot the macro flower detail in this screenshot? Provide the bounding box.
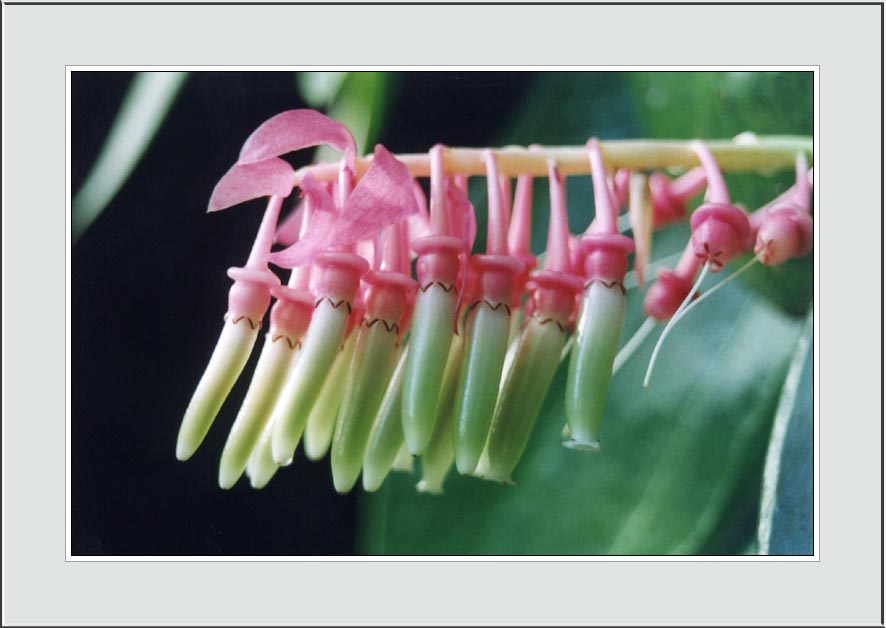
[175,108,814,497]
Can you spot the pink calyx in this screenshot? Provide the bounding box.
[312,251,369,308]
[754,153,813,266]
[469,255,524,306]
[532,161,583,323]
[224,195,285,323]
[578,142,635,286]
[643,241,702,321]
[754,206,813,265]
[268,285,315,344]
[362,271,418,332]
[576,234,635,285]
[689,203,751,270]
[467,151,525,306]
[411,145,467,291]
[648,167,707,227]
[689,142,750,272]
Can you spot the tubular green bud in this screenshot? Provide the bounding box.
[217,333,299,488]
[270,298,350,464]
[177,317,260,461]
[362,348,410,492]
[483,316,567,483]
[564,281,626,450]
[453,301,512,474]
[391,443,415,473]
[401,283,457,454]
[303,331,358,461]
[330,320,400,493]
[245,419,283,489]
[416,334,464,494]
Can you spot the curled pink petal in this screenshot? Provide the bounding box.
[328,144,419,248]
[274,201,305,246]
[268,145,417,269]
[238,109,356,168]
[208,158,294,212]
[274,173,338,245]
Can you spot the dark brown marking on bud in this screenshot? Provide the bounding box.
[419,281,457,293]
[582,279,627,295]
[226,314,260,330]
[314,297,353,314]
[466,300,512,316]
[363,318,400,334]
[271,334,301,350]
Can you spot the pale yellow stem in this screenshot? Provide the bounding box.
[292,135,813,185]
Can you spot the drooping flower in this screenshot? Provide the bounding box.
[451,151,525,475]
[563,139,635,451]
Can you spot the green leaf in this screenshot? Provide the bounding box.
[359,281,802,554]
[313,72,393,160]
[73,71,188,243]
[296,71,349,109]
[757,312,813,555]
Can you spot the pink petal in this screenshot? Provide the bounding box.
[268,205,336,268]
[238,109,356,168]
[275,201,305,246]
[208,158,294,212]
[268,174,338,267]
[268,146,417,269]
[275,173,339,245]
[327,144,419,248]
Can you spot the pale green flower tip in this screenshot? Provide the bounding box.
[248,470,274,490]
[403,431,430,456]
[391,449,415,473]
[175,437,197,462]
[455,451,480,476]
[332,465,361,494]
[361,467,384,493]
[246,458,279,489]
[217,465,241,490]
[562,437,601,452]
[271,438,296,466]
[416,479,444,495]
[303,440,328,462]
[560,423,571,440]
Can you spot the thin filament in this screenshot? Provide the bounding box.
[670,257,758,327]
[613,317,657,375]
[643,262,711,388]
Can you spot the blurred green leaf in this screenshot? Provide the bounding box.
[296,71,349,108]
[757,313,813,555]
[73,71,188,243]
[360,281,801,554]
[313,72,393,159]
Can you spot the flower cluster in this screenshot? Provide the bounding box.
[176,109,813,494]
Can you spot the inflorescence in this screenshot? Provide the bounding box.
[176,109,814,494]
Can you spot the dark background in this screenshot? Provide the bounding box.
[71,71,539,555]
